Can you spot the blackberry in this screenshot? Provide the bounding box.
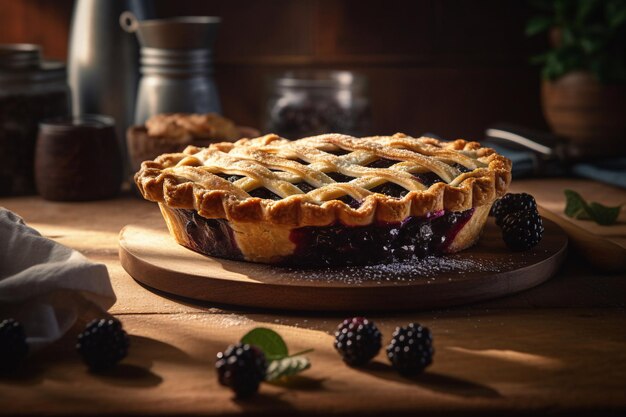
[334,317,382,366]
[76,318,130,371]
[392,244,417,261]
[248,187,282,200]
[295,181,316,193]
[0,319,29,371]
[501,210,544,251]
[386,323,433,376]
[216,343,267,398]
[370,182,409,198]
[492,193,538,226]
[226,175,244,183]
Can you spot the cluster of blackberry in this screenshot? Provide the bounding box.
[491,193,544,250]
[0,317,129,374]
[215,316,435,399]
[334,317,433,376]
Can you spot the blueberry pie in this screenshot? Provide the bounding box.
[135,133,511,266]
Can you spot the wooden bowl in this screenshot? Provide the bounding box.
[126,125,260,173]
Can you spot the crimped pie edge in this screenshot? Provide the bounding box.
[135,134,512,227]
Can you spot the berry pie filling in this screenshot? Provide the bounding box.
[159,159,485,266]
[160,205,482,267]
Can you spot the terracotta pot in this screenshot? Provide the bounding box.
[542,71,626,156]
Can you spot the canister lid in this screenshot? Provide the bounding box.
[121,14,221,50]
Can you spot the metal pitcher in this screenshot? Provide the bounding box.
[67,0,153,172]
[120,13,222,125]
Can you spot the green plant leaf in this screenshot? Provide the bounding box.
[241,328,289,360]
[564,189,591,219]
[577,0,600,25]
[580,36,603,54]
[542,50,569,79]
[563,189,622,225]
[526,15,553,36]
[265,356,311,381]
[528,0,626,85]
[607,0,626,28]
[587,202,623,226]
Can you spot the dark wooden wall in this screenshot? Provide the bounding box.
[0,0,548,140]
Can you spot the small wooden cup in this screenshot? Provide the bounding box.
[35,115,123,201]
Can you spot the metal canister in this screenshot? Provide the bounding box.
[134,47,221,124]
[121,14,222,125]
[0,44,70,196]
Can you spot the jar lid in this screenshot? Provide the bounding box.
[0,43,66,83]
[0,44,42,69]
[272,70,367,89]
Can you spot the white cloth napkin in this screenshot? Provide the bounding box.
[0,208,116,350]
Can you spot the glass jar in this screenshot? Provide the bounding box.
[265,70,371,139]
[0,44,71,196]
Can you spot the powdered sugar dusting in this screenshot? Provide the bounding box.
[168,313,252,327]
[283,255,517,285]
[212,314,253,327]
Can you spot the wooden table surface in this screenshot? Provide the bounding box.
[1,179,625,417]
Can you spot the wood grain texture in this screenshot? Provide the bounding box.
[118,219,567,311]
[1,310,625,417]
[0,187,625,416]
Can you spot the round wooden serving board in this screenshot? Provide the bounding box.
[119,218,567,312]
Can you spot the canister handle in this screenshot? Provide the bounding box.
[119,11,139,33]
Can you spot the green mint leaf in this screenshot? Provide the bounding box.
[563,189,622,225]
[587,202,622,226]
[265,356,311,381]
[241,328,288,360]
[241,328,314,380]
[564,189,591,220]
